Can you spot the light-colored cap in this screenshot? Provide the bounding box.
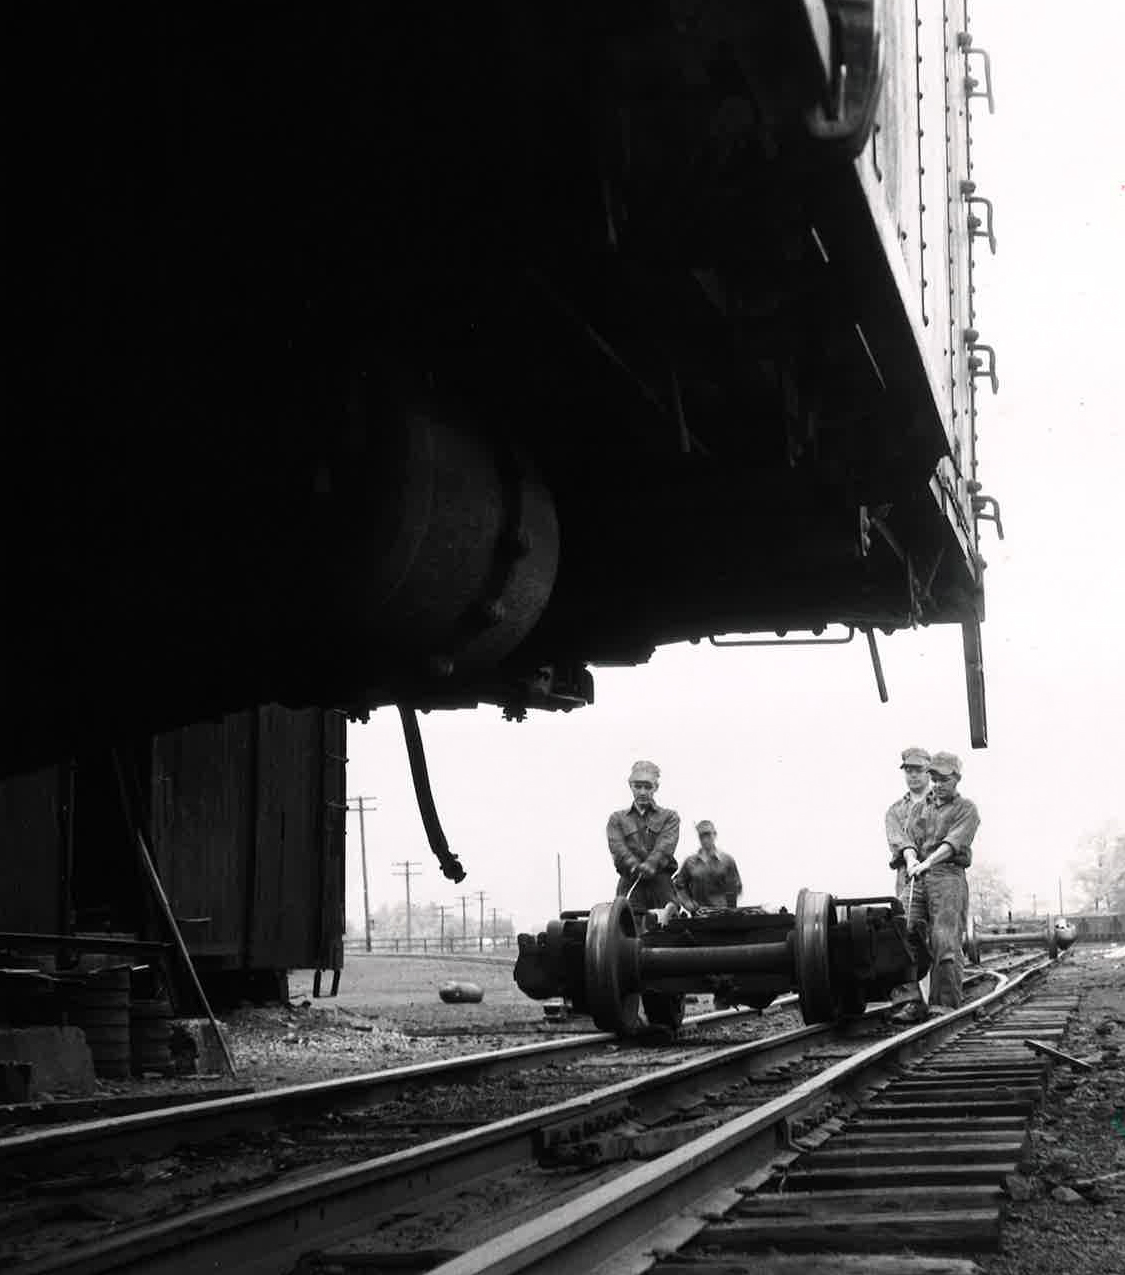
[629,759,660,783]
[900,747,931,769]
[928,751,962,777]
[695,820,716,835]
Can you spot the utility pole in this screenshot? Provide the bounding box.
[490,907,498,948]
[476,890,487,952]
[1032,893,1037,916]
[346,795,377,952]
[437,904,453,953]
[458,894,471,950]
[1058,877,1064,914]
[392,861,423,950]
[556,853,562,914]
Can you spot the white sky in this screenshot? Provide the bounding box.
[346,1,1124,935]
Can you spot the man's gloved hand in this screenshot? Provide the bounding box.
[638,861,658,879]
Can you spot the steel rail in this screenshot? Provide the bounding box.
[430,962,1054,1275]
[11,1004,863,1275]
[1,1001,789,1174]
[9,964,1035,1273]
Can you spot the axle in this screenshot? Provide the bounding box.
[514,888,914,1035]
[965,915,1076,965]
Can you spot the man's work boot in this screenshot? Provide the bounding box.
[888,1000,927,1025]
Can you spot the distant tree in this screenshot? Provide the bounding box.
[1071,824,1125,913]
[968,860,1014,922]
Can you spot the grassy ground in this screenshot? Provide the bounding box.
[287,951,540,1032]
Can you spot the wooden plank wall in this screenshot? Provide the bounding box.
[0,766,64,933]
[151,706,344,972]
[151,716,255,964]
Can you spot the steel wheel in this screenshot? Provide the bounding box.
[584,898,642,1034]
[795,887,837,1023]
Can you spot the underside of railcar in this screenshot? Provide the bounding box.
[3,1,999,784]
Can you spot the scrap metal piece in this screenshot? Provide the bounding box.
[1023,1038,1093,1071]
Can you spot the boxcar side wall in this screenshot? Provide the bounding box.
[0,767,65,934]
[861,0,982,569]
[151,706,345,974]
[0,707,343,981]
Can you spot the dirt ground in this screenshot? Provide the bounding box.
[972,943,1125,1275]
[224,952,576,1088]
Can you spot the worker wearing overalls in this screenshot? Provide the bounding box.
[890,751,980,1023]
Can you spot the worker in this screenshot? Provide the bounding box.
[606,760,681,911]
[885,746,932,898]
[890,750,980,1023]
[673,820,742,911]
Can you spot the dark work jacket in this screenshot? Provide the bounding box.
[606,802,680,878]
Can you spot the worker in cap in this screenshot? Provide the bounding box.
[884,747,933,1020]
[606,760,681,911]
[890,750,980,1023]
[673,820,743,912]
[886,747,933,895]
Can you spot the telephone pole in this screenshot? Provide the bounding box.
[392,861,423,949]
[437,904,453,953]
[556,852,562,913]
[457,893,471,950]
[476,890,487,952]
[346,796,377,952]
[490,907,498,948]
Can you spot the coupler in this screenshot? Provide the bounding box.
[514,889,913,1035]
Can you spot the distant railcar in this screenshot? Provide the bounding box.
[1066,912,1125,944]
[0,708,345,1001]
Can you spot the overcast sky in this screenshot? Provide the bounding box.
[345,1,1123,935]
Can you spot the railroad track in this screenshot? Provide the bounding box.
[0,958,1045,1274]
[426,951,1074,1275]
[1,1001,798,1269]
[0,1001,785,1174]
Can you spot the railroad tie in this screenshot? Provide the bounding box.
[676,997,1078,1263]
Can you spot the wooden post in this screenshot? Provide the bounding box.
[133,827,238,1078]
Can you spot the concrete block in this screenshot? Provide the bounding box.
[0,1027,97,1097]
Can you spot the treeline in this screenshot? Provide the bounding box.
[1071,825,1125,914]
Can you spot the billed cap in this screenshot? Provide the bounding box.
[928,751,962,777]
[695,819,716,835]
[900,746,931,769]
[629,759,660,783]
